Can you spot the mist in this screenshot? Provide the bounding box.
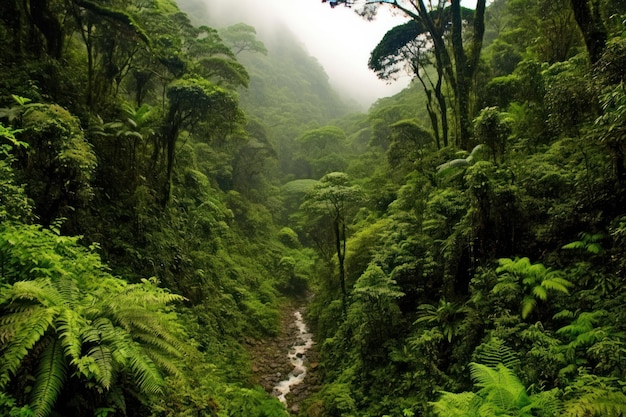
[181,0,412,108]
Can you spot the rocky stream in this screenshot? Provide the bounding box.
[246,301,320,415]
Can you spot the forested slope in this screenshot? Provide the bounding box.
[286,1,626,416]
[0,0,340,416]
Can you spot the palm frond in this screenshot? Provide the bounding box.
[30,337,67,417]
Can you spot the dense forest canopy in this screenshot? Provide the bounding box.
[1,0,626,416]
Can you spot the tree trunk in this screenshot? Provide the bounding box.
[570,0,607,64]
[334,218,347,312]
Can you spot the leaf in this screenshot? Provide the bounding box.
[30,338,67,417]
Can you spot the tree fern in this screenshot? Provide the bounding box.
[30,337,66,417]
[1,223,192,416]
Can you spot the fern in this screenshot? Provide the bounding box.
[126,346,163,394]
[474,337,520,370]
[86,344,114,389]
[56,309,84,362]
[469,363,531,412]
[30,337,66,417]
[564,373,626,417]
[430,391,481,417]
[0,306,57,389]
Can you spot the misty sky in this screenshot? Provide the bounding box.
[198,0,413,108]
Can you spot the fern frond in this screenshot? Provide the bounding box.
[30,337,67,417]
[543,277,572,293]
[144,349,184,379]
[524,389,562,417]
[56,309,85,362]
[430,391,481,417]
[0,304,41,343]
[521,296,536,319]
[564,389,626,417]
[0,307,57,389]
[85,344,113,389]
[6,280,63,307]
[125,345,163,395]
[474,337,520,370]
[470,363,530,411]
[532,285,548,301]
[133,333,183,359]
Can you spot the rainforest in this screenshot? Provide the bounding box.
[1,0,626,416]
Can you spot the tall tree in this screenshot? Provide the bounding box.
[569,0,608,64]
[327,0,486,148]
[301,172,362,310]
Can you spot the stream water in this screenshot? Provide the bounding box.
[272,310,314,405]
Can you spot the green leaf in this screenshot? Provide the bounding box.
[30,338,67,417]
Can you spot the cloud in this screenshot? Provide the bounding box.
[196,0,411,108]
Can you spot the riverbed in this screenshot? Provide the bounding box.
[245,301,320,414]
[273,311,314,404]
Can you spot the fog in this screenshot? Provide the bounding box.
[193,0,412,108]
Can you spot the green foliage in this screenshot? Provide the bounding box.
[473,337,521,371]
[493,257,572,319]
[0,223,188,416]
[17,104,97,225]
[277,227,301,248]
[0,123,32,222]
[473,107,512,162]
[416,299,467,343]
[431,363,562,417]
[219,23,268,56]
[563,372,626,417]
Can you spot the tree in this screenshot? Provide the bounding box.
[157,77,243,203]
[569,0,608,64]
[369,19,449,147]
[294,125,348,178]
[328,0,486,148]
[473,106,512,163]
[301,172,362,309]
[16,103,97,226]
[219,23,268,56]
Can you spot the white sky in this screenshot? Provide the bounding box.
[199,0,413,109]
